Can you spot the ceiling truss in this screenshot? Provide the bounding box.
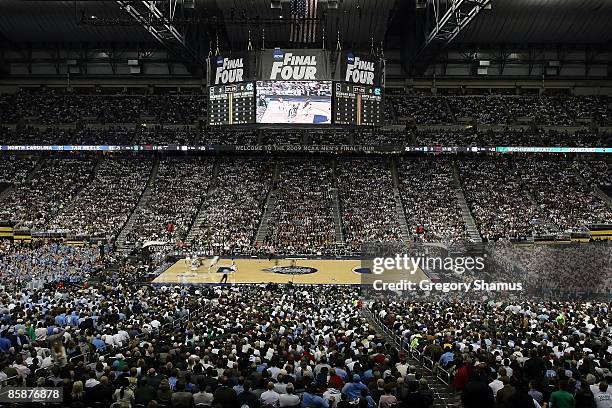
[115,1,204,68]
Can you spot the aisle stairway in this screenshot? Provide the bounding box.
[115,158,160,252]
[572,164,612,209]
[57,159,102,217]
[362,307,457,408]
[254,161,279,245]
[390,160,411,242]
[451,161,482,243]
[0,159,45,202]
[330,160,344,244]
[185,161,220,243]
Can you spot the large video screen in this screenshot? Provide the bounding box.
[256,81,332,124]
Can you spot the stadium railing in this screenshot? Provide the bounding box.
[363,306,453,386]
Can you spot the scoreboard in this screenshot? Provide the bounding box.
[208,82,255,125]
[333,83,383,126]
[207,81,384,126]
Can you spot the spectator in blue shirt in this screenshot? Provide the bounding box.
[0,332,12,353]
[341,374,368,401]
[92,335,106,351]
[439,347,455,367]
[301,384,329,408]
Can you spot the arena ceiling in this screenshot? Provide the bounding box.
[0,1,153,43]
[454,0,612,44]
[0,0,610,66]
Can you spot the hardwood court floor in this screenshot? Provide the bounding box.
[153,258,428,285]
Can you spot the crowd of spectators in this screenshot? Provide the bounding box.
[263,161,337,256]
[447,96,512,125]
[337,160,402,251]
[0,244,457,408]
[2,237,609,408]
[307,131,350,146]
[203,129,259,146]
[536,129,612,147]
[1,124,610,149]
[193,159,271,256]
[371,291,612,408]
[572,159,612,193]
[458,158,612,238]
[0,153,609,248]
[564,96,612,125]
[127,159,213,246]
[517,158,612,232]
[353,130,412,146]
[0,158,96,229]
[458,159,547,240]
[504,96,574,126]
[0,155,38,187]
[389,96,454,125]
[131,127,200,146]
[3,88,612,128]
[0,240,105,290]
[489,241,612,297]
[261,130,304,146]
[0,89,206,125]
[412,128,612,147]
[49,159,152,238]
[398,159,467,243]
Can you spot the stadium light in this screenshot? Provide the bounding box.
[271,0,290,9]
[319,0,339,9]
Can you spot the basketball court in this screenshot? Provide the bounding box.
[152,257,429,285]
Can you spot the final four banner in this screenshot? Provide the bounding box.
[258,48,331,81]
[336,51,384,86]
[207,52,254,86]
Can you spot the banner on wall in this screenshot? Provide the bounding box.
[335,51,384,86]
[207,52,254,86]
[258,48,331,81]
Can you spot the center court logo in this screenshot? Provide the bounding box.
[352,267,373,274]
[264,266,318,275]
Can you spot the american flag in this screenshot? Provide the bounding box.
[290,0,318,44]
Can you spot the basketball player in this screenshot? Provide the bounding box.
[208,255,220,272]
[278,96,284,111]
[220,258,235,284]
[304,96,311,114]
